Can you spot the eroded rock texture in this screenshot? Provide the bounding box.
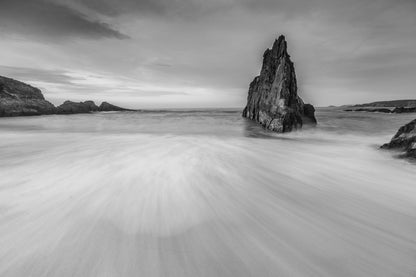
[0,76,56,116]
[242,35,316,132]
[381,119,416,158]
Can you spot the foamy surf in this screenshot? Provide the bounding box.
[0,109,415,277]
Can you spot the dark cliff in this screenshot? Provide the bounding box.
[0,76,56,116]
[242,35,316,133]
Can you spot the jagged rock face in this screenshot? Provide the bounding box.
[99,101,129,111]
[381,119,416,158]
[242,35,316,132]
[0,76,56,116]
[56,100,99,114]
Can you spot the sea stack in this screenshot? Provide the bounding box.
[242,35,316,132]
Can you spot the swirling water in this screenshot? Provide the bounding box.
[0,109,415,277]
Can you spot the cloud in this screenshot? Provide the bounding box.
[71,0,239,18]
[0,66,85,85]
[1,0,416,107]
[72,0,169,16]
[66,0,381,19]
[0,65,190,107]
[0,0,129,40]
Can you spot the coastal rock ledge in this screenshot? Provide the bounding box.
[242,35,317,133]
[381,119,416,159]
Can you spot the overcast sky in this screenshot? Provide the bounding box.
[1,0,415,108]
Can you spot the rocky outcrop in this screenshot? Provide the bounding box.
[56,100,99,114]
[83,101,100,112]
[381,119,416,159]
[57,100,132,114]
[99,101,130,111]
[242,35,316,133]
[392,107,416,113]
[56,100,132,114]
[0,76,56,116]
[302,104,317,125]
[0,75,132,117]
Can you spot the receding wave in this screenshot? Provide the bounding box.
[0,109,415,276]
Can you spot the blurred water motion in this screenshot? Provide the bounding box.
[0,109,416,276]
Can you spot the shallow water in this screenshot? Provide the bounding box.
[0,109,415,277]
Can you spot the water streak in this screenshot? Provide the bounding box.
[0,109,416,276]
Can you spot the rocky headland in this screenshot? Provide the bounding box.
[381,119,416,159]
[344,99,416,113]
[344,107,416,113]
[242,35,316,133]
[354,100,416,108]
[0,75,132,117]
[0,76,56,116]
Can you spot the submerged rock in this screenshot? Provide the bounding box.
[381,119,416,159]
[0,76,56,116]
[242,35,316,133]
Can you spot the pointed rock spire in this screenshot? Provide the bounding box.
[242,35,316,133]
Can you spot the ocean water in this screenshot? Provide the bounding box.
[0,109,415,277]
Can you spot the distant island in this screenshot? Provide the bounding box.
[0,75,132,117]
[343,99,416,113]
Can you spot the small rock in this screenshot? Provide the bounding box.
[381,119,416,159]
